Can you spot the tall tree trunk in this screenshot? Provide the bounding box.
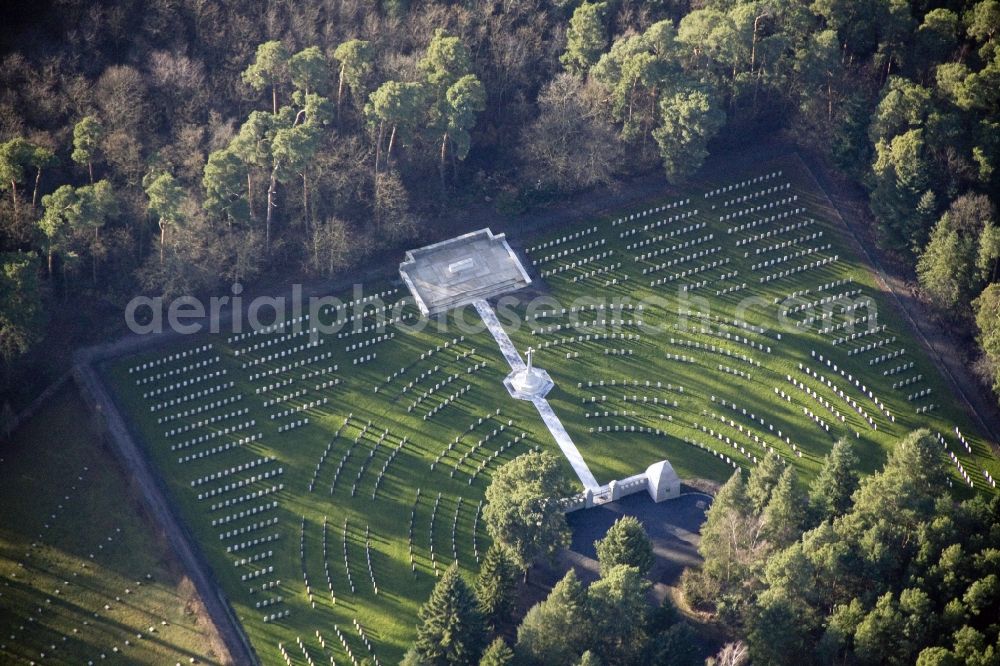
[386,125,397,170]
[159,219,166,265]
[9,180,17,215]
[32,168,42,208]
[337,66,346,125]
[88,160,94,184]
[47,248,53,277]
[272,79,278,115]
[375,119,385,177]
[266,162,279,253]
[247,171,256,221]
[92,225,99,286]
[302,171,309,231]
[827,80,833,121]
[440,132,448,190]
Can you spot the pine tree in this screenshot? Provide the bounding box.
[699,471,764,593]
[575,651,602,666]
[746,451,785,515]
[808,438,861,525]
[594,515,654,576]
[516,569,589,665]
[475,544,519,630]
[761,467,807,549]
[560,2,608,76]
[414,563,487,666]
[479,638,513,666]
[586,564,651,663]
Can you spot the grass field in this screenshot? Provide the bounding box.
[0,387,227,665]
[103,153,1000,665]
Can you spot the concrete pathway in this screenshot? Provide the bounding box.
[474,300,601,490]
[474,300,526,371]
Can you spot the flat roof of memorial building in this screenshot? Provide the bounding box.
[399,228,532,316]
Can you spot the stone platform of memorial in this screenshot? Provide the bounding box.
[399,228,532,316]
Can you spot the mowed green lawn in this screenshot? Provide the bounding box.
[105,153,999,665]
[0,387,227,665]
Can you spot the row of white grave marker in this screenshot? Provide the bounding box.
[833,324,888,347]
[270,397,327,421]
[241,341,324,369]
[751,244,832,272]
[234,325,319,356]
[727,207,807,233]
[346,331,394,352]
[759,255,839,283]
[198,467,282,501]
[177,433,261,464]
[528,225,599,253]
[720,182,792,208]
[639,235,716,267]
[128,343,214,374]
[571,261,623,283]
[156,393,247,426]
[191,455,276,487]
[277,418,309,433]
[626,221,707,251]
[649,257,731,286]
[135,355,219,386]
[226,289,398,344]
[149,380,235,413]
[722,196,799,222]
[619,208,700,239]
[142,368,227,399]
[540,249,615,277]
[736,219,817,247]
[781,289,864,313]
[533,238,607,266]
[255,378,296,396]
[162,399,244,431]
[704,171,783,199]
[532,318,641,335]
[611,198,691,227]
[170,418,254,451]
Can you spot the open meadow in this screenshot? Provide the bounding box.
[0,387,228,665]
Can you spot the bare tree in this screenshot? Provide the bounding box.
[519,73,623,192]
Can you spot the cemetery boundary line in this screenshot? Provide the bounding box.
[0,369,73,439]
[73,344,260,666]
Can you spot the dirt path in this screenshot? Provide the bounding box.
[73,350,259,666]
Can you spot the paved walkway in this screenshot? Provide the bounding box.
[474,300,601,490]
[474,299,527,371]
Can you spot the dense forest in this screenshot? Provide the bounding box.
[0,0,998,407]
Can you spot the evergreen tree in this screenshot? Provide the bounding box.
[586,564,651,664]
[808,438,861,525]
[746,451,784,515]
[560,2,608,76]
[413,564,487,666]
[698,471,764,595]
[761,466,807,549]
[478,638,513,666]
[651,89,725,182]
[515,570,589,666]
[594,515,654,576]
[575,651,602,666]
[475,544,519,630]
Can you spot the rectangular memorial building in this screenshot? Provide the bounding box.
[399,228,532,316]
